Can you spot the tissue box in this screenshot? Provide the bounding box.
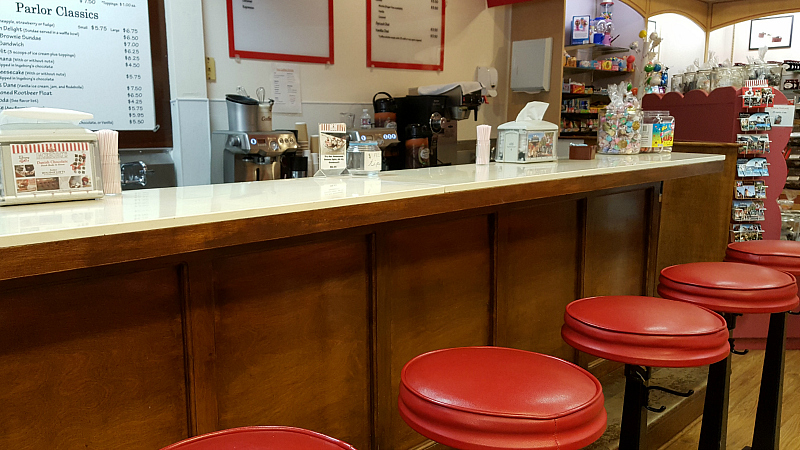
[496,101,558,164]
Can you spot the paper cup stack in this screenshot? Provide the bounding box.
[97,129,121,195]
[476,124,491,165]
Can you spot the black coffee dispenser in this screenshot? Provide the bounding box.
[396,95,449,168]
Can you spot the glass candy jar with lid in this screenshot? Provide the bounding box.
[670,74,684,93]
[683,71,697,92]
[746,63,783,87]
[696,69,713,92]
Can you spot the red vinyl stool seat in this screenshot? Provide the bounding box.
[561,296,729,450]
[561,296,730,367]
[726,240,800,280]
[659,261,799,450]
[398,346,607,450]
[658,262,799,314]
[159,426,357,450]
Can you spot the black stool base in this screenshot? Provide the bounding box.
[749,312,787,450]
[620,365,650,450]
[698,313,737,450]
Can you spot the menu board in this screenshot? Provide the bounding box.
[227,0,333,64]
[0,0,155,130]
[367,0,445,71]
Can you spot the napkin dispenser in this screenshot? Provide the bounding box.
[496,101,558,163]
[0,108,104,206]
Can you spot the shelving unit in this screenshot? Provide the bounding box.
[560,44,633,139]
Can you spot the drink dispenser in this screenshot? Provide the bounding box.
[372,92,398,128]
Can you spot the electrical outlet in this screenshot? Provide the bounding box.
[206,57,216,82]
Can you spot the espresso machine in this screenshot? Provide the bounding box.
[211,93,300,184]
[211,130,298,184]
[397,83,484,166]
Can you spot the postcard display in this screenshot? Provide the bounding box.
[643,86,792,240]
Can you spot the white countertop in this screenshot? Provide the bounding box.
[0,153,722,248]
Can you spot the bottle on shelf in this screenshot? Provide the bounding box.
[360,108,372,129]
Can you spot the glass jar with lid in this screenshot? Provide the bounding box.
[715,67,733,88]
[730,65,746,89]
[640,111,675,153]
[696,69,713,92]
[683,71,697,93]
[746,63,783,87]
[670,74,684,93]
[346,141,382,176]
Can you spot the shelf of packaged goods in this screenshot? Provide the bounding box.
[564,44,631,55]
[561,111,600,116]
[563,66,634,77]
[561,92,610,99]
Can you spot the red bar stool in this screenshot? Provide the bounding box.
[398,346,607,450]
[159,426,357,450]
[725,240,800,450]
[561,296,730,450]
[659,261,799,450]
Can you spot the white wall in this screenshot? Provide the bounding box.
[201,0,511,141]
[163,0,511,185]
[709,12,800,64]
[648,13,707,75]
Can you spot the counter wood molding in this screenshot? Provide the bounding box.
[0,152,728,450]
[0,154,722,281]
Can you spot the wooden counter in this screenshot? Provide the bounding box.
[0,154,727,449]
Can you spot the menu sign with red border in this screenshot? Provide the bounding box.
[367,0,445,71]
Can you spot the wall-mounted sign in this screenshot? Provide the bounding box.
[227,0,333,64]
[367,0,445,71]
[0,0,155,131]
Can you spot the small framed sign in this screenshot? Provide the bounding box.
[571,15,591,45]
[749,15,793,50]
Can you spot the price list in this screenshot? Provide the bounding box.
[368,0,445,70]
[0,0,155,130]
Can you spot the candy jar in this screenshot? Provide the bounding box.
[670,74,683,93]
[696,69,713,92]
[597,83,641,155]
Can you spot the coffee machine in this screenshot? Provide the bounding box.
[397,83,484,166]
[211,93,301,184]
[211,130,298,184]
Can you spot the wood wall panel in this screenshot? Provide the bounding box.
[658,143,738,274]
[0,267,188,449]
[377,216,493,449]
[496,200,581,362]
[212,237,372,450]
[584,190,651,297]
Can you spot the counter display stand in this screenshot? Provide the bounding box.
[644,86,796,349]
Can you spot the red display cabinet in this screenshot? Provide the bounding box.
[644,87,797,348]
